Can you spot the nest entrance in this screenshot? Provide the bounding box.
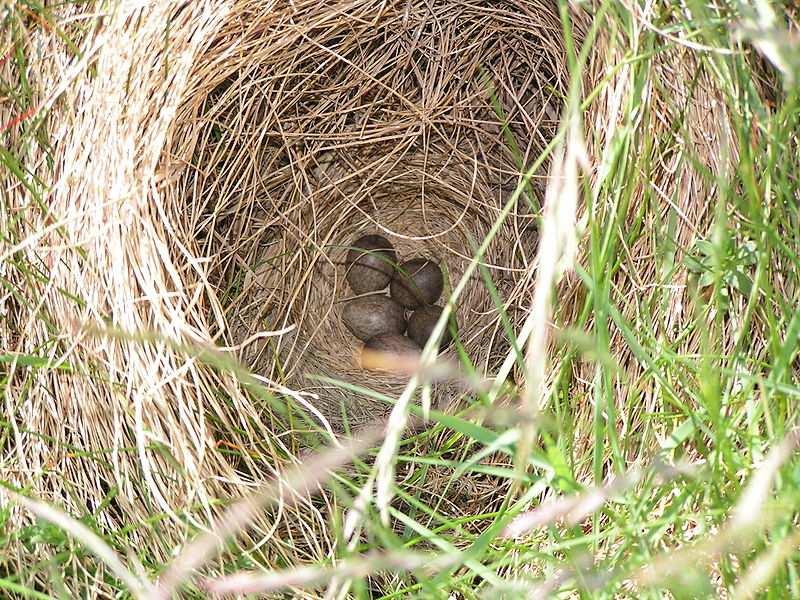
[170,0,568,428]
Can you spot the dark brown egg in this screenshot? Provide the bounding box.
[360,334,421,371]
[345,234,397,294]
[342,295,405,341]
[389,258,443,308]
[407,305,457,349]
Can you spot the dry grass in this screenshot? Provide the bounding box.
[167,0,568,429]
[2,0,797,597]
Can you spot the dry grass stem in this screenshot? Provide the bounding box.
[517,96,587,477]
[9,492,154,598]
[154,425,384,599]
[731,530,800,600]
[634,429,800,589]
[503,470,639,538]
[201,551,453,596]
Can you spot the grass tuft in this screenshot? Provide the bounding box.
[1,0,799,598]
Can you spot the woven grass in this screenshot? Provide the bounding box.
[0,0,739,592]
[167,0,567,428]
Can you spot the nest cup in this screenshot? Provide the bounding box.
[170,0,566,429]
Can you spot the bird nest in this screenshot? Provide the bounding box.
[168,0,565,429]
[1,0,738,589]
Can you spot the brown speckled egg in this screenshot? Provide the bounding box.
[360,334,421,370]
[407,305,457,349]
[342,295,405,341]
[345,234,397,294]
[389,258,443,308]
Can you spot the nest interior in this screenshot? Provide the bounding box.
[168,0,568,428]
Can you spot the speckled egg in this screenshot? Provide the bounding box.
[345,234,397,294]
[407,305,457,349]
[342,295,405,341]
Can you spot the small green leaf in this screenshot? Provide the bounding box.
[694,240,715,258]
[661,418,696,451]
[545,444,577,491]
[684,254,707,274]
[698,271,715,288]
[731,269,753,296]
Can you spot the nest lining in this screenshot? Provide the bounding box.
[168,0,567,427]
